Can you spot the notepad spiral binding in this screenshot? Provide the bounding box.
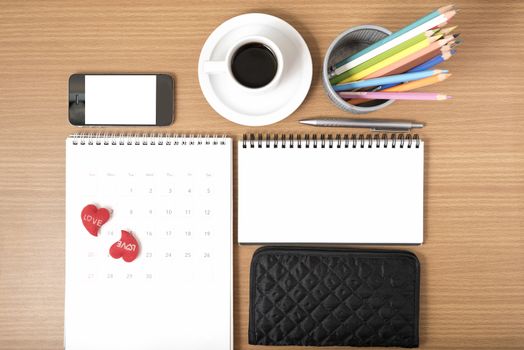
[70,133,228,146]
[242,133,420,149]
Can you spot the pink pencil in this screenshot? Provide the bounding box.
[339,91,451,101]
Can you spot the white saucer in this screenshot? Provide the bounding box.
[198,13,313,126]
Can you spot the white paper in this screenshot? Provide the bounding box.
[238,139,424,244]
[85,75,156,125]
[65,137,232,350]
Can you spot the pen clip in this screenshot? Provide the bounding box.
[371,127,412,132]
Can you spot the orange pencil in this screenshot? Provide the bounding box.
[387,73,451,91]
[350,73,451,105]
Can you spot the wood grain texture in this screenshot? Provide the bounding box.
[0,0,523,349]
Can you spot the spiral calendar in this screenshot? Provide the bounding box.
[238,133,424,244]
[65,134,232,350]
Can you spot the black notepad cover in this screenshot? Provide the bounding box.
[249,247,420,347]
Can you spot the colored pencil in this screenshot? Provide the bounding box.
[378,51,455,89]
[329,30,437,85]
[374,45,453,86]
[335,34,442,84]
[350,73,451,104]
[349,35,455,81]
[333,69,448,91]
[339,91,451,101]
[333,9,456,76]
[437,25,457,36]
[450,38,463,47]
[409,50,455,72]
[334,5,454,70]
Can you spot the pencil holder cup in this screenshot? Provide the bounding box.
[323,25,394,114]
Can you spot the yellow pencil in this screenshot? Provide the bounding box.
[338,34,443,84]
[436,25,458,36]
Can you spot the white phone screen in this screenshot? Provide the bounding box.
[85,75,156,125]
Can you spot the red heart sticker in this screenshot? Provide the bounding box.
[81,204,111,237]
[110,230,139,263]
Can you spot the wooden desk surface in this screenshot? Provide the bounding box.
[1,0,523,349]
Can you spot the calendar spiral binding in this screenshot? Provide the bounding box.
[70,133,229,146]
[242,133,420,149]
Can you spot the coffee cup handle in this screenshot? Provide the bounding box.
[203,61,227,74]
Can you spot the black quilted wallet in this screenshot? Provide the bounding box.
[249,247,420,347]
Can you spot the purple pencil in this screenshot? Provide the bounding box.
[339,91,451,101]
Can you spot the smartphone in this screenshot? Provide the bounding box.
[69,74,174,126]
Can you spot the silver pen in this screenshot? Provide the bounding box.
[300,118,424,132]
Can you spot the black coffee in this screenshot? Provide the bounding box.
[231,43,278,88]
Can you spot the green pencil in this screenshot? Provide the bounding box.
[330,30,438,85]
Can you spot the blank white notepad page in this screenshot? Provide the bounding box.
[238,136,424,244]
[65,136,232,350]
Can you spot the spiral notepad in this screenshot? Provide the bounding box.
[65,134,232,350]
[238,133,424,244]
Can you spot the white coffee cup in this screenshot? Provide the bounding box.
[202,35,284,93]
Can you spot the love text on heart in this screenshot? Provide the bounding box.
[83,214,105,227]
[116,241,136,252]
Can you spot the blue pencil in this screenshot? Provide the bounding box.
[333,69,448,92]
[379,50,456,89]
[334,5,454,69]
